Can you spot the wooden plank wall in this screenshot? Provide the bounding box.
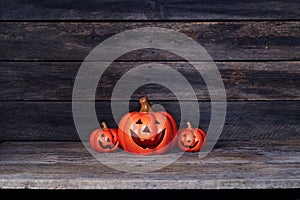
[0,0,299,141]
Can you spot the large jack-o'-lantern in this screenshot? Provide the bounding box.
[118,97,178,155]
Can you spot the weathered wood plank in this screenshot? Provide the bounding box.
[0,0,299,20]
[0,101,299,141]
[156,0,300,21]
[0,140,299,189]
[1,22,299,61]
[0,61,299,101]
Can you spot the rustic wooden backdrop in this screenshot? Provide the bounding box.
[0,0,299,141]
[0,0,299,191]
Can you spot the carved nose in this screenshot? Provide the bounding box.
[143,126,151,133]
[187,139,191,143]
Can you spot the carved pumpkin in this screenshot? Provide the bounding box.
[118,97,178,155]
[89,121,119,153]
[177,121,206,152]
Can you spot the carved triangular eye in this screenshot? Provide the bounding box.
[136,119,143,124]
[155,120,160,124]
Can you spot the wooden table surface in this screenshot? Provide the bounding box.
[1,140,299,189]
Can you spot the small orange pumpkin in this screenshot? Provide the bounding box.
[89,121,119,153]
[177,121,206,152]
[118,97,178,155]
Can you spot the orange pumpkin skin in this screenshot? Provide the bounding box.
[89,122,119,153]
[177,121,206,152]
[118,97,178,155]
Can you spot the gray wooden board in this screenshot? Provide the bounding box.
[0,61,299,101]
[0,140,299,189]
[1,22,299,61]
[0,0,299,20]
[0,101,299,141]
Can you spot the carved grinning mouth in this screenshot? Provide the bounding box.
[98,141,115,149]
[180,140,199,149]
[130,129,166,149]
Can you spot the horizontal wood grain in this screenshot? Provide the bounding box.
[0,101,299,141]
[0,21,299,61]
[0,61,299,101]
[0,0,299,20]
[0,140,299,189]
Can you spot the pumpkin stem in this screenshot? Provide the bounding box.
[139,96,153,112]
[100,121,108,129]
[186,121,192,128]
